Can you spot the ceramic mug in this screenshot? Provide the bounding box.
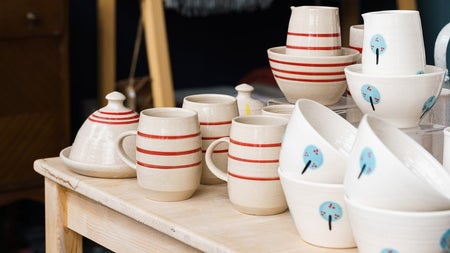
[361,10,426,75]
[116,107,202,202]
[286,6,341,56]
[182,94,239,185]
[349,24,363,55]
[205,115,289,215]
[261,104,294,119]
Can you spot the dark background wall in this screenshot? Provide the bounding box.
[68,0,450,138]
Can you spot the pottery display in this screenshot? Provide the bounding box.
[60,91,138,178]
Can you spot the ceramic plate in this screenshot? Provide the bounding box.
[59,146,136,178]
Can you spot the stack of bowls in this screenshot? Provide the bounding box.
[267,6,360,105]
[345,10,446,129]
[344,114,450,252]
[278,99,357,248]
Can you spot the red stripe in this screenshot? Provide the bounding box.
[88,118,139,124]
[273,74,347,83]
[230,138,281,148]
[138,131,200,139]
[228,171,279,181]
[200,121,232,126]
[202,136,228,140]
[137,160,202,169]
[98,110,135,115]
[228,154,279,163]
[286,45,342,51]
[348,45,362,53]
[287,32,340,37]
[269,58,356,67]
[137,147,201,156]
[271,67,344,76]
[201,149,228,153]
[90,114,140,121]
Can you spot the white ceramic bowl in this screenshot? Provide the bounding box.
[279,99,357,183]
[345,64,445,128]
[60,91,138,178]
[345,114,450,211]
[345,196,450,253]
[279,168,356,249]
[267,46,360,105]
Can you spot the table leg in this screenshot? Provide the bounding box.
[45,178,83,253]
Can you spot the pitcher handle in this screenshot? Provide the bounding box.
[434,22,450,87]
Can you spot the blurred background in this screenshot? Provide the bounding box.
[0,0,449,252]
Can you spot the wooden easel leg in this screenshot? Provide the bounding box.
[140,0,175,107]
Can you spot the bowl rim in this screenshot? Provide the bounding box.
[345,195,450,216]
[345,63,445,78]
[278,167,344,188]
[267,46,360,60]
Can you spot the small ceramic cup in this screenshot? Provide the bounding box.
[116,107,202,202]
[361,10,426,75]
[344,114,450,211]
[205,115,289,215]
[345,196,450,253]
[286,6,342,56]
[261,104,294,119]
[349,24,364,55]
[182,94,239,185]
[279,168,356,249]
[279,99,357,183]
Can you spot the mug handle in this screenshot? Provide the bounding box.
[116,130,137,170]
[434,22,450,87]
[204,137,229,182]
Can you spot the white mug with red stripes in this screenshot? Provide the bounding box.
[182,94,239,185]
[205,115,289,215]
[286,6,342,56]
[348,24,364,55]
[116,107,202,202]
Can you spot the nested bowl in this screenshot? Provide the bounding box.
[267,46,360,105]
[344,64,445,128]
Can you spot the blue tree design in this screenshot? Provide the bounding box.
[301,145,324,175]
[440,229,450,251]
[380,248,399,253]
[420,95,437,119]
[319,201,343,231]
[361,84,381,111]
[370,34,387,65]
[359,147,376,179]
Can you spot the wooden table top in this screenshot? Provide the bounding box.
[34,157,358,253]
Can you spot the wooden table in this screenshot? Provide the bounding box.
[34,157,358,253]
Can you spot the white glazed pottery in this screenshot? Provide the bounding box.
[267,46,360,105]
[361,10,426,75]
[116,107,202,202]
[286,6,342,56]
[345,114,450,211]
[279,99,357,183]
[345,196,450,253]
[345,64,445,129]
[205,115,288,215]
[60,91,138,178]
[235,83,264,116]
[279,168,356,249]
[182,93,239,185]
